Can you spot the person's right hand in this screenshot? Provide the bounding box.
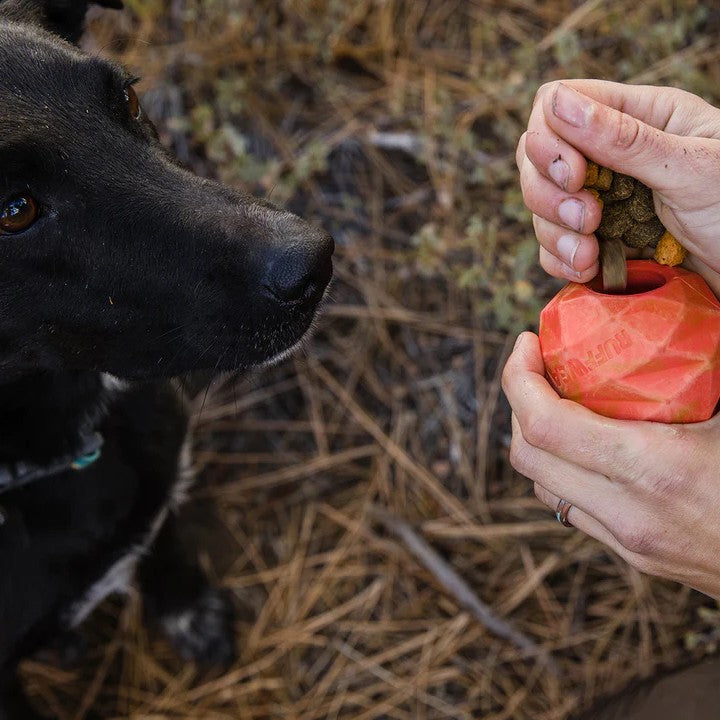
[516,79,720,294]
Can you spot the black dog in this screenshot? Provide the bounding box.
[0,1,333,717]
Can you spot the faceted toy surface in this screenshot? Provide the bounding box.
[539,261,720,423]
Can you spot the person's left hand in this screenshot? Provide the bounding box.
[502,331,720,599]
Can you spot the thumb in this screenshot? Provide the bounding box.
[505,332,547,379]
[543,82,690,192]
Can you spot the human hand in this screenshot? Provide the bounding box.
[517,79,720,294]
[502,331,720,599]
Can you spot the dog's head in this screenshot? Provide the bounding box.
[0,1,334,380]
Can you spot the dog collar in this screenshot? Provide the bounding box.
[0,432,104,496]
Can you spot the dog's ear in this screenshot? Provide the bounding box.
[0,0,123,44]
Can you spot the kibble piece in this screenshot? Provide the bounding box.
[627,183,656,222]
[623,216,665,249]
[585,161,599,187]
[597,202,631,240]
[654,231,687,266]
[606,173,634,202]
[595,166,613,191]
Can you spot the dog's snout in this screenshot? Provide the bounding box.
[264,232,334,305]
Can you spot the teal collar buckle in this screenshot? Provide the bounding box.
[71,447,102,470]
[0,432,104,496]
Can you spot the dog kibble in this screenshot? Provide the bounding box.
[595,166,614,192]
[584,161,599,187]
[583,162,687,289]
[655,230,687,266]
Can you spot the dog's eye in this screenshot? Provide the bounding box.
[124,86,142,121]
[0,196,39,234]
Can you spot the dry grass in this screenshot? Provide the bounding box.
[19,1,720,718]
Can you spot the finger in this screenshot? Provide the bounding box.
[537,80,719,137]
[533,214,599,273]
[573,80,720,139]
[520,159,602,235]
[532,483,645,565]
[534,482,619,546]
[541,81,707,192]
[513,413,659,563]
[502,332,650,479]
[511,414,616,508]
[539,246,599,283]
[525,108,588,192]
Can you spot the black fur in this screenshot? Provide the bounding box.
[0,2,334,717]
[0,0,121,43]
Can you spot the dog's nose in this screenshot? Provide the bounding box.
[265,233,335,305]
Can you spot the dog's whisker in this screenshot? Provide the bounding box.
[150,323,192,343]
[199,344,228,417]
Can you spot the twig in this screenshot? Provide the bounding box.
[370,506,559,675]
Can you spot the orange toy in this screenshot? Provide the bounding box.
[539,260,720,423]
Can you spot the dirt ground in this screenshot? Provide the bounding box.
[20,1,720,718]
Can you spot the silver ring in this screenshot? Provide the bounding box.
[555,498,573,527]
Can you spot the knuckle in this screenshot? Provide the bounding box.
[640,469,681,503]
[522,410,554,449]
[613,518,656,556]
[616,446,648,487]
[630,427,693,499]
[610,430,653,484]
[612,112,645,153]
[667,86,705,116]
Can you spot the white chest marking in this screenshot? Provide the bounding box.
[65,426,196,628]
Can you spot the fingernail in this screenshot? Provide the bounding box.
[513,333,524,351]
[558,198,585,232]
[560,262,582,280]
[548,157,569,190]
[552,83,594,128]
[556,233,580,268]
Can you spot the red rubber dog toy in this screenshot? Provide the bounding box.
[539,260,720,423]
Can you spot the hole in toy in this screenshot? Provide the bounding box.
[590,266,667,295]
